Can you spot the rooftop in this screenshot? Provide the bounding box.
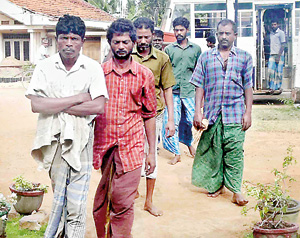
[8,0,115,22]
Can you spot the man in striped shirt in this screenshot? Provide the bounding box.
[93,18,157,237]
[190,19,253,206]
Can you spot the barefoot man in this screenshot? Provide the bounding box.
[26,15,108,237]
[163,16,201,165]
[190,19,253,206]
[132,17,176,216]
[93,18,157,237]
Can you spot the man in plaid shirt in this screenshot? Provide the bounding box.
[190,19,253,206]
[93,18,157,237]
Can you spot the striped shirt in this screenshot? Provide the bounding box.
[190,46,253,125]
[93,58,157,172]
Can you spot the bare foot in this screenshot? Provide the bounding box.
[144,204,163,217]
[188,145,196,157]
[168,155,181,165]
[232,193,248,206]
[207,186,225,198]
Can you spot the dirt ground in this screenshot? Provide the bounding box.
[1,84,300,238]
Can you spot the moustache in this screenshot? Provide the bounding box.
[138,44,150,48]
[63,48,75,53]
[116,50,127,54]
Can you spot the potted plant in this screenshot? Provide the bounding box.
[9,175,48,215]
[0,193,14,237]
[242,146,300,238]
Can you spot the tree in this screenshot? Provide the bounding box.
[86,0,120,15]
[86,0,168,27]
[128,0,167,26]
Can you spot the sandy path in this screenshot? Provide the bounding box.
[1,84,300,238]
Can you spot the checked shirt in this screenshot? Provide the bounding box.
[190,46,253,125]
[93,58,157,172]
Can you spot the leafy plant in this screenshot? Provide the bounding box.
[12,176,48,193]
[278,98,294,107]
[0,194,11,216]
[242,146,297,228]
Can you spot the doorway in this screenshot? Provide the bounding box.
[255,4,292,92]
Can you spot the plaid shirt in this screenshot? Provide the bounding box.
[190,46,253,125]
[93,58,157,172]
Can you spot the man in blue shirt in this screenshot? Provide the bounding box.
[190,19,253,206]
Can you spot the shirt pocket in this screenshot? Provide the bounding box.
[129,86,142,105]
[186,55,197,71]
[229,68,244,90]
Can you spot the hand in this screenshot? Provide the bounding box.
[193,112,206,131]
[145,152,156,176]
[78,93,92,104]
[275,55,280,64]
[165,120,175,137]
[242,111,251,131]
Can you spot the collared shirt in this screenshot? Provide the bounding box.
[26,53,108,171]
[93,58,157,172]
[132,46,176,114]
[270,28,285,55]
[165,39,201,98]
[190,46,253,125]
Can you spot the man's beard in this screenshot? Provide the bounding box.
[176,34,186,43]
[137,43,150,52]
[153,44,162,50]
[112,49,132,60]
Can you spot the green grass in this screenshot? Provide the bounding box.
[6,217,46,238]
[243,232,253,238]
[252,104,300,132]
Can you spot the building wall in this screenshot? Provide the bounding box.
[0,13,14,25]
[83,37,101,62]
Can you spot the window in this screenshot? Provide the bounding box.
[23,41,30,61]
[3,34,30,61]
[1,21,9,25]
[296,10,300,36]
[170,4,191,32]
[194,12,226,38]
[5,42,11,57]
[14,41,20,60]
[237,11,253,37]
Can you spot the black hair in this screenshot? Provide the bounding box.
[217,19,237,33]
[107,18,137,44]
[154,29,164,38]
[172,16,190,30]
[56,14,86,39]
[271,19,279,24]
[133,17,154,33]
[206,35,216,44]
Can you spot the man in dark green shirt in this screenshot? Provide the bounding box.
[163,16,201,165]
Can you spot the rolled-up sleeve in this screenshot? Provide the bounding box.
[242,53,253,90]
[190,54,206,88]
[25,64,48,97]
[141,71,157,119]
[89,62,109,100]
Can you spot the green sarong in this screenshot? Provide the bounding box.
[192,115,245,193]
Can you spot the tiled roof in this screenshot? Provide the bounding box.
[9,0,115,22]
